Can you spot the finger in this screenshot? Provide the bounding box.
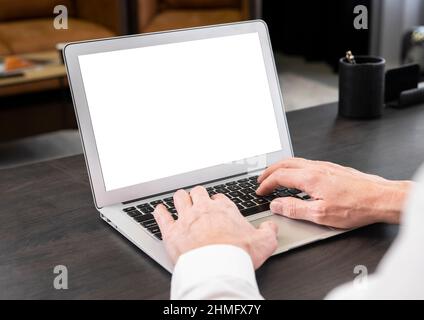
[258,220,278,237]
[258,158,310,183]
[173,189,192,218]
[211,193,231,202]
[256,168,312,195]
[211,193,235,207]
[189,186,211,204]
[270,197,325,225]
[153,204,175,236]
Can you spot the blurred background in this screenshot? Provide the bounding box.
[0,0,423,168]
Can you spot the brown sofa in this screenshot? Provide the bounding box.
[136,0,251,33]
[0,0,127,55]
[0,0,127,96]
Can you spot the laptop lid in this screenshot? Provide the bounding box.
[64,20,293,208]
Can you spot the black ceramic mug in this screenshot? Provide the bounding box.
[339,56,385,119]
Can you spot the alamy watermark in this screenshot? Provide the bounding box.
[53,5,68,30]
[353,264,368,289]
[53,265,69,290]
[226,154,267,175]
[353,5,368,30]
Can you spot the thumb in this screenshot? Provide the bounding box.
[251,220,279,269]
[153,204,174,237]
[258,220,278,237]
[270,197,316,222]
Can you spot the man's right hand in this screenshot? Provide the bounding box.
[256,158,411,229]
[154,187,278,269]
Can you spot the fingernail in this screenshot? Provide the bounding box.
[153,204,162,213]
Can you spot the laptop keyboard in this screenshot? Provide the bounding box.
[121,175,311,240]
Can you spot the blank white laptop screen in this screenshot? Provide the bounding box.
[78,32,282,191]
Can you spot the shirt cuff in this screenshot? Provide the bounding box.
[171,244,259,299]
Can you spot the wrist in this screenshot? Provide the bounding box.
[176,238,252,264]
[374,180,412,224]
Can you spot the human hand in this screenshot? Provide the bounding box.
[256,158,411,229]
[153,186,278,269]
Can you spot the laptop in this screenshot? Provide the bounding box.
[64,20,344,272]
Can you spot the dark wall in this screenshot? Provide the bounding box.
[263,0,371,71]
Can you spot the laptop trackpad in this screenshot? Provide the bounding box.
[250,214,341,254]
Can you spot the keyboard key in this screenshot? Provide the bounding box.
[140,219,157,228]
[239,182,252,188]
[168,208,177,214]
[214,184,226,189]
[248,176,259,181]
[150,200,163,206]
[135,213,154,223]
[165,202,175,209]
[208,191,217,196]
[287,188,302,195]
[231,197,242,204]
[123,207,136,212]
[206,187,214,192]
[239,194,253,201]
[139,206,154,214]
[172,214,178,220]
[242,201,256,208]
[240,203,270,217]
[237,178,249,183]
[276,190,292,197]
[276,186,288,191]
[137,203,151,208]
[148,226,160,234]
[249,192,260,199]
[127,210,142,217]
[254,198,268,205]
[229,191,243,198]
[250,181,259,188]
[236,203,245,210]
[215,187,230,194]
[240,187,255,195]
[225,181,237,186]
[302,194,311,200]
[227,185,241,191]
[154,232,162,240]
[164,197,173,202]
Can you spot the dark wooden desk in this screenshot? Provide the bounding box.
[1,102,424,299]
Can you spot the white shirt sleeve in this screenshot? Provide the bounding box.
[325,165,424,300]
[171,244,263,300]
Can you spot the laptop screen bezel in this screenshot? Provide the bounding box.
[64,20,294,208]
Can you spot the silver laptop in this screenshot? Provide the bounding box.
[64,20,343,272]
